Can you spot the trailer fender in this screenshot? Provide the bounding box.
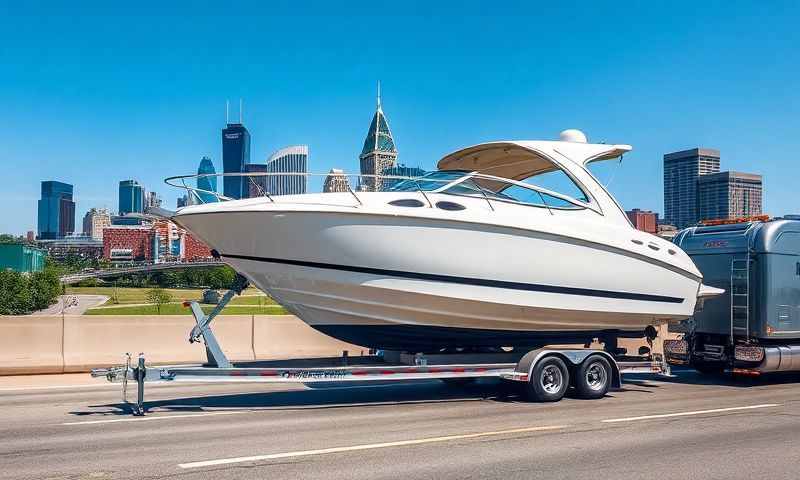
[515,349,621,388]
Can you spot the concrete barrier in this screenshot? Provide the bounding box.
[0,314,368,375]
[61,315,256,372]
[0,316,64,375]
[253,315,367,359]
[0,315,682,375]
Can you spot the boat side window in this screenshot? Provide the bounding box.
[496,184,581,209]
[518,169,589,204]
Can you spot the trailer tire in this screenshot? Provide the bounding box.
[575,355,611,399]
[524,356,569,402]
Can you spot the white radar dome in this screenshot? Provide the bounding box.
[559,129,588,143]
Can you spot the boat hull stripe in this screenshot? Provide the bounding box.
[221,253,685,304]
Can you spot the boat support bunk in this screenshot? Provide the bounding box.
[91,275,670,416]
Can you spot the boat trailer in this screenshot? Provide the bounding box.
[91,275,670,416]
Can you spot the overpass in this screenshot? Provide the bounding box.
[60,261,224,284]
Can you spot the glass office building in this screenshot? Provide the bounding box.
[264,145,308,196]
[197,156,218,203]
[698,171,763,221]
[663,148,720,228]
[222,123,250,199]
[37,181,75,240]
[119,180,145,215]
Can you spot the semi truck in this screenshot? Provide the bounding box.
[666,216,800,375]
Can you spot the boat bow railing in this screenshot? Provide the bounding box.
[164,170,591,213]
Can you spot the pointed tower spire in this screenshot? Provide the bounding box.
[359,82,397,192]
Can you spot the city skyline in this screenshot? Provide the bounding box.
[2,3,799,234]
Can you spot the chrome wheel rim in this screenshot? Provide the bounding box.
[585,362,607,391]
[540,365,563,394]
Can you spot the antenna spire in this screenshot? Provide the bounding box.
[239,98,243,124]
[376,80,381,109]
[225,100,230,124]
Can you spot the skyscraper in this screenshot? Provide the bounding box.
[145,191,162,209]
[698,171,763,221]
[663,148,720,228]
[264,145,308,196]
[244,163,268,198]
[359,83,397,192]
[222,102,250,199]
[82,208,111,241]
[197,156,218,203]
[37,181,75,240]
[323,168,352,193]
[118,180,145,215]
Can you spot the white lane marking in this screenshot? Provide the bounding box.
[62,410,248,425]
[178,424,568,469]
[601,403,780,423]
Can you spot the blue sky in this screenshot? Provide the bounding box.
[1,1,798,235]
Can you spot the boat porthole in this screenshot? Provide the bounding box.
[389,199,425,208]
[668,249,677,255]
[436,201,466,211]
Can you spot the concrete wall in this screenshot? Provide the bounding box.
[0,315,364,375]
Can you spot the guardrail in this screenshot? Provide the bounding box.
[60,260,223,284]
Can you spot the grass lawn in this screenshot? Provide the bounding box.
[85,303,289,315]
[65,286,274,306]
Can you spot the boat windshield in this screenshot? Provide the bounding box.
[387,170,470,192]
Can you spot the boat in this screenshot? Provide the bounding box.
[167,129,723,351]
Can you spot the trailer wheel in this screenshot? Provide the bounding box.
[524,356,569,402]
[575,355,611,399]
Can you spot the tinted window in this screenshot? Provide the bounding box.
[436,201,465,211]
[389,199,425,207]
[493,185,580,209]
[519,169,589,203]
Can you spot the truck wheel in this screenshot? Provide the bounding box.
[524,356,569,402]
[575,355,611,399]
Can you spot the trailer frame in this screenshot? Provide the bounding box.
[91,277,670,416]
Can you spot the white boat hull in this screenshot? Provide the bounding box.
[175,203,703,350]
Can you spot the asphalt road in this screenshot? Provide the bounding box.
[0,369,798,479]
[34,294,110,315]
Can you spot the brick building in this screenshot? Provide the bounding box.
[625,208,658,234]
[103,221,212,263]
[103,226,153,262]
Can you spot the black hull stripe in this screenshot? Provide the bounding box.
[222,253,685,304]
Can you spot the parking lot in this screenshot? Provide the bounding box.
[0,368,798,479]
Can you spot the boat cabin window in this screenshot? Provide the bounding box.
[387,171,469,192]
[492,184,581,209]
[517,170,589,204]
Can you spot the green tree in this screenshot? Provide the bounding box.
[28,267,62,311]
[0,270,32,314]
[145,287,173,314]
